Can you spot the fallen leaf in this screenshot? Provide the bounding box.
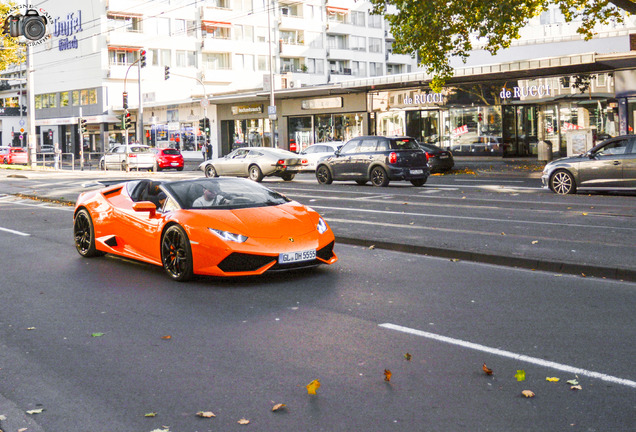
[91,332,105,337]
[581,273,586,278]
[196,411,216,418]
[272,403,286,412]
[306,379,321,395]
[515,370,526,382]
[404,353,412,361]
[567,379,579,385]
[384,369,392,382]
[545,377,560,382]
[145,412,157,417]
[521,390,535,398]
[238,418,250,425]
[450,258,460,262]
[571,385,583,390]
[26,408,44,415]
[368,245,375,250]
[18,428,28,432]
[531,240,539,244]
[482,363,493,375]
[161,335,172,340]
[582,213,588,216]
[0,415,6,420]
[27,327,36,330]
[501,232,506,236]
[150,429,170,432]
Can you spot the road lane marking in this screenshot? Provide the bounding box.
[313,205,636,231]
[379,323,636,388]
[453,179,525,183]
[0,226,30,236]
[0,199,74,212]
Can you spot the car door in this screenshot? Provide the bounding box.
[222,148,250,175]
[578,138,631,188]
[621,138,636,187]
[354,137,380,178]
[330,139,360,179]
[104,146,122,169]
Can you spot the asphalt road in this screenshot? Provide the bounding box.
[0,197,635,432]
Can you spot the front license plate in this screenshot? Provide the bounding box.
[279,249,316,264]
[410,169,424,175]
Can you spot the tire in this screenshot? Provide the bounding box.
[248,164,264,182]
[281,173,295,181]
[370,166,389,187]
[161,225,194,282]
[411,178,427,187]
[316,165,333,184]
[355,180,367,185]
[73,209,104,258]
[204,164,217,178]
[99,160,105,170]
[153,162,161,172]
[550,169,577,195]
[121,161,128,171]
[177,167,184,171]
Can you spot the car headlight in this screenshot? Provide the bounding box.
[317,217,328,234]
[209,228,248,243]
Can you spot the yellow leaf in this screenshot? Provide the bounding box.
[145,412,158,417]
[531,240,539,244]
[521,390,535,398]
[306,379,321,395]
[369,245,375,250]
[26,408,44,415]
[514,370,526,382]
[545,377,560,382]
[196,411,216,418]
[384,369,392,382]
[571,385,583,391]
[238,418,250,425]
[272,403,286,412]
[501,232,506,236]
[482,363,493,375]
[404,353,412,361]
[161,335,172,340]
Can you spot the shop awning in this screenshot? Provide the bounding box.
[107,11,143,18]
[108,46,143,52]
[326,6,349,14]
[202,20,232,30]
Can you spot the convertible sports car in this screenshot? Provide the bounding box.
[73,178,338,281]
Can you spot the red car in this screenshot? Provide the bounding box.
[153,148,184,171]
[2,147,28,165]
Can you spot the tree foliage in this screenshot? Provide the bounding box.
[369,0,635,91]
[0,1,25,71]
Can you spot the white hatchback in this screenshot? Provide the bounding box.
[299,142,343,171]
[100,145,156,171]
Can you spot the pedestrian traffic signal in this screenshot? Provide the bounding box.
[79,117,87,134]
[164,65,170,80]
[139,49,146,68]
[122,91,128,109]
[199,118,210,133]
[124,111,132,129]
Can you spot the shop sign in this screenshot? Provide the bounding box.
[500,85,552,99]
[301,97,343,110]
[53,10,83,51]
[231,104,263,115]
[452,125,468,136]
[405,93,444,105]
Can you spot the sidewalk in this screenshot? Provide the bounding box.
[450,156,546,177]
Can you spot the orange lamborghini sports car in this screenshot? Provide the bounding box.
[73,178,338,281]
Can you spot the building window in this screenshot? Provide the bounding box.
[308,32,323,49]
[234,54,254,71]
[257,55,269,71]
[307,58,324,74]
[350,35,366,51]
[327,8,347,23]
[369,38,382,53]
[72,91,79,106]
[281,57,303,73]
[209,0,231,9]
[368,14,382,28]
[234,25,254,42]
[107,13,142,32]
[351,61,366,77]
[173,19,186,35]
[387,64,402,75]
[369,62,382,76]
[34,94,42,109]
[329,60,350,75]
[109,49,139,66]
[60,91,69,107]
[175,51,196,68]
[157,17,171,35]
[327,34,348,50]
[280,3,301,17]
[351,11,365,26]
[203,53,231,70]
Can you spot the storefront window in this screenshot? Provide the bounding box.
[406,110,441,145]
[448,106,503,154]
[376,111,405,136]
[288,116,313,151]
[314,113,362,143]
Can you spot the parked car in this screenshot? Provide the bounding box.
[1,147,28,165]
[418,142,454,173]
[542,135,636,194]
[73,177,338,281]
[299,142,343,171]
[99,145,156,171]
[152,147,184,171]
[315,136,430,187]
[0,146,10,163]
[199,147,306,182]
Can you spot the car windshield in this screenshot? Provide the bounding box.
[163,178,291,210]
[162,149,181,155]
[390,138,420,150]
[130,146,152,154]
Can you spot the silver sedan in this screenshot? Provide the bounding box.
[198,147,306,182]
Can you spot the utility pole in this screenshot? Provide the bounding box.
[267,0,276,148]
[26,45,36,168]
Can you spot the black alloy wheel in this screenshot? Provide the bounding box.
[370,166,389,187]
[204,164,217,177]
[161,225,194,282]
[73,209,104,258]
[248,164,264,182]
[550,170,577,195]
[316,165,333,184]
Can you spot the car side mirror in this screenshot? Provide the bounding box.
[132,201,157,218]
[334,150,341,156]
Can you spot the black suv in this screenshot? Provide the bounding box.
[315,136,430,187]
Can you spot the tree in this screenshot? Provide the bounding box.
[369,0,635,91]
[0,1,26,71]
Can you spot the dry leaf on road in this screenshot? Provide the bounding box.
[521,390,535,398]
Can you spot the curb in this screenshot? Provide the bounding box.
[336,236,636,283]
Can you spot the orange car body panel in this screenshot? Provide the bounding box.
[74,182,337,277]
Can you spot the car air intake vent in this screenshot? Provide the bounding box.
[218,253,276,272]
[317,241,335,261]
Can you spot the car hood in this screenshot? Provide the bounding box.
[546,154,585,168]
[191,203,317,239]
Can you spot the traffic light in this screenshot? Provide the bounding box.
[164,65,170,80]
[204,118,210,133]
[122,91,128,109]
[79,117,87,134]
[139,49,146,68]
[199,118,205,131]
[124,111,132,129]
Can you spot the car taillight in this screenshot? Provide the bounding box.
[277,159,285,165]
[425,152,431,161]
[302,159,308,164]
[129,154,137,158]
[389,152,397,164]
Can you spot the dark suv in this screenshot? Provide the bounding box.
[315,136,430,187]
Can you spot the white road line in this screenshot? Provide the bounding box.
[379,323,636,389]
[0,199,74,211]
[454,179,525,183]
[0,226,30,236]
[313,205,636,231]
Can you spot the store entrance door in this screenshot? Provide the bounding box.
[502,105,538,157]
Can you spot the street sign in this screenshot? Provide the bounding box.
[200,98,209,107]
